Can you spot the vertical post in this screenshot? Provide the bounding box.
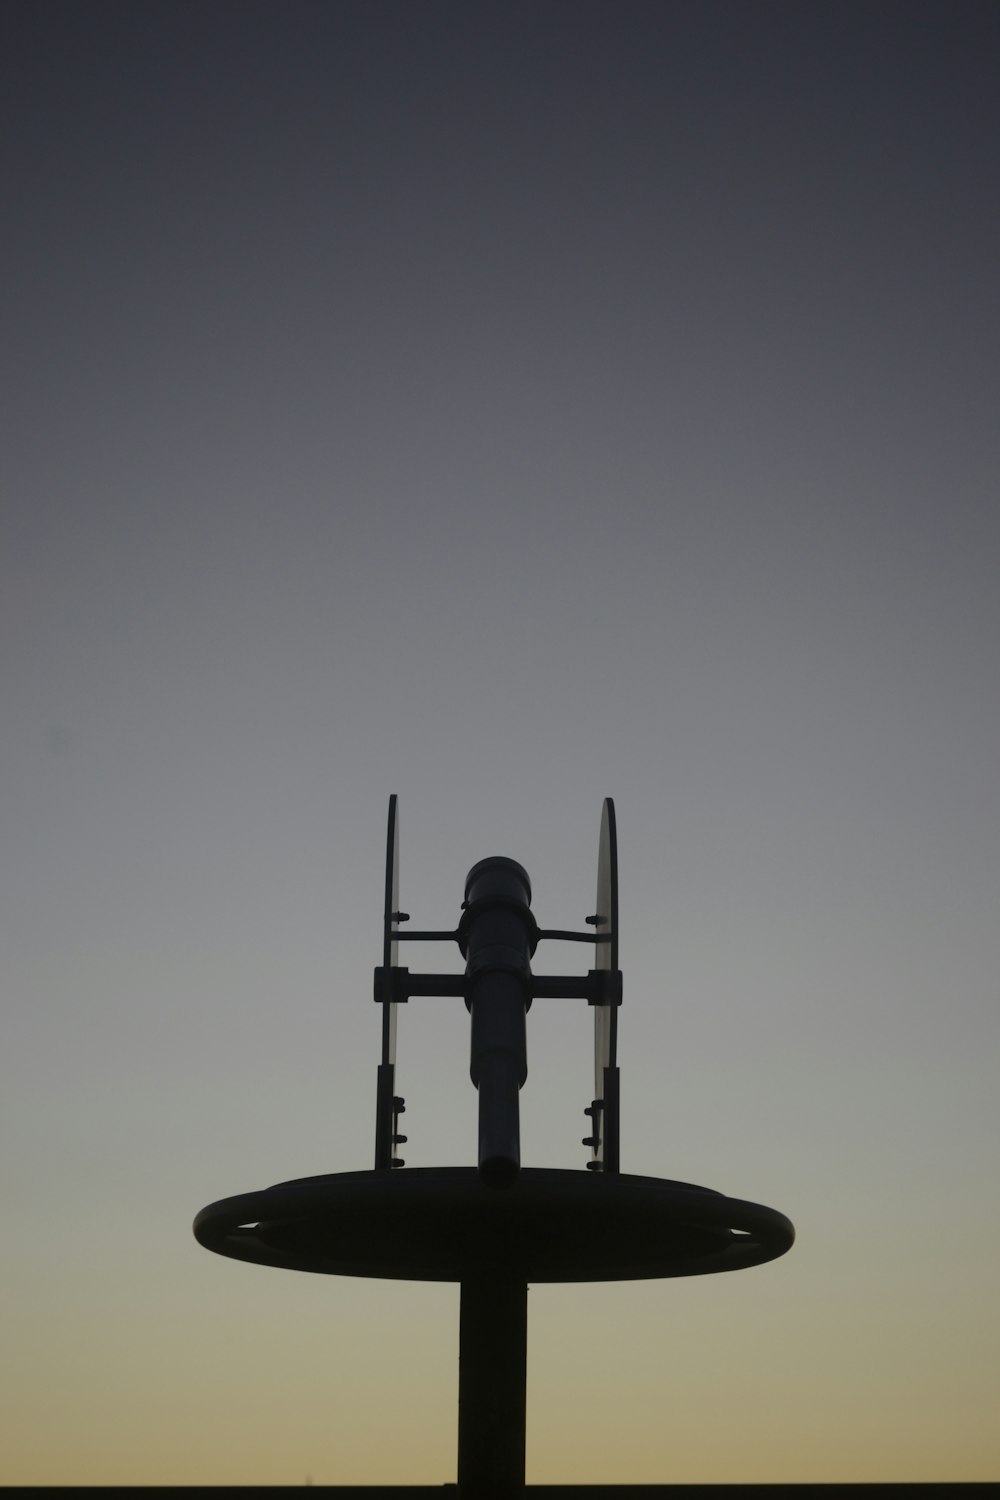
[458,1276,527,1498]
[460,857,534,1189]
[376,795,402,1169]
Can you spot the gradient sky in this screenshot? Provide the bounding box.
[3,0,999,1486]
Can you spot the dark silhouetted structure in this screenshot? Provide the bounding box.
[195,798,794,1497]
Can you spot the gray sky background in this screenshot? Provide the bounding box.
[3,0,999,1485]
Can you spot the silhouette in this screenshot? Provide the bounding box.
[195,798,794,1497]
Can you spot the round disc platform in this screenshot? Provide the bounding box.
[194,1168,793,1283]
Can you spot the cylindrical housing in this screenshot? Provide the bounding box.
[462,857,533,1190]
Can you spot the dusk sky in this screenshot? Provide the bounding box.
[3,0,999,1486]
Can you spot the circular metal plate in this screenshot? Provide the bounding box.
[194,1167,793,1284]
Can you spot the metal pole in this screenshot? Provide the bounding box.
[457,1275,527,1498]
[461,857,534,1189]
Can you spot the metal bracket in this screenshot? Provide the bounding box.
[376,965,623,1008]
[374,966,466,1005]
[586,968,623,1008]
[583,1099,604,1170]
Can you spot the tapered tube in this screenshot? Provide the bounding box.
[461,857,533,1189]
[458,1276,527,1498]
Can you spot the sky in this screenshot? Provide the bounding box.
[2,0,999,1486]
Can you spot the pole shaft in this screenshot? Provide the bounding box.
[457,1276,527,1499]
